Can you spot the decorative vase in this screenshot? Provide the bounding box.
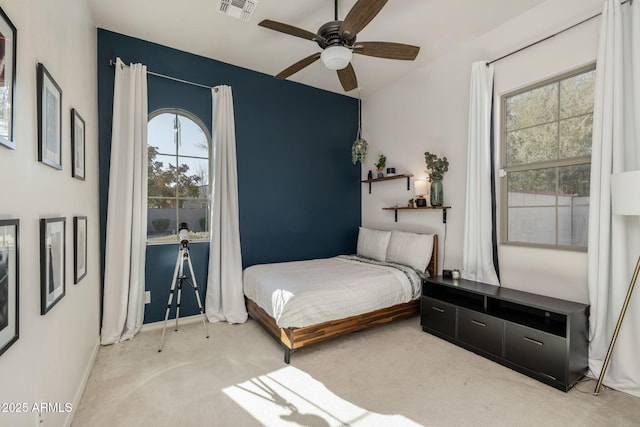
[376,169,384,178]
[430,178,443,206]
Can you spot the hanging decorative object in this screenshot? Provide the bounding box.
[352,93,368,164]
[352,138,368,165]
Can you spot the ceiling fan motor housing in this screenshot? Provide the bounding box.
[316,20,356,49]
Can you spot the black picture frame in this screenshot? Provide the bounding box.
[71,108,85,180]
[0,219,19,357]
[40,217,65,314]
[37,63,62,170]
[0,7,17,149]
[73,216,87,284]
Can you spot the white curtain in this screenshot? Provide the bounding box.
[588,0,640,397]
[205,86,248,324]
[462,61,500,286]
[101,58,148,345]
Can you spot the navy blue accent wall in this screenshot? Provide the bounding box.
[97,29,361,323]
[144,242,209,324]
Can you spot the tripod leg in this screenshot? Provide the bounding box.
[186,252,209,339]
[158,248,182,352]
[175,259,184,332]
[594,255,640,395]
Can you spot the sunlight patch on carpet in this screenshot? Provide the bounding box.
[222,366,423,426]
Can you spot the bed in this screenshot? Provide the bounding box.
[244,228,438,363]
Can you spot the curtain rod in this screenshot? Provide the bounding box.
[487,0,632,66]
[109,59,218,91]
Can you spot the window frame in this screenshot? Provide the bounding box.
[499,63,595,251]
[147,108,212,244]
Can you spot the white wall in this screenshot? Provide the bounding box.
[0,1,99,426]
[363,0,604,303]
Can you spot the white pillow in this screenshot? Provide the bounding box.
[356,227,391,262]
[386,230,434,272]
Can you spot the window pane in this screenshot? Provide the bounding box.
[177,157,208,197]
[506,83,558,131]
[558,164,590,200]
[559,70,595,119]
[502,66,593,249]
[148,196,175,209]
[507,168,556,206]
[178,118,209,158]
[148,199,177,242]
[178,204,209,240]
[506,123,558,165]
[148,113,177,155]
[558,206,588,247]
[508,207,556,245]
[148,152,177,198]
[147,110,211,243]
[559,115,592,159]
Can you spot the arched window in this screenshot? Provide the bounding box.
[147,110,211,243]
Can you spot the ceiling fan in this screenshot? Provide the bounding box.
[258,0,420,92]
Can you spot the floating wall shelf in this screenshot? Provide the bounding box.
[361,173,413,194]
[383,206,451,223]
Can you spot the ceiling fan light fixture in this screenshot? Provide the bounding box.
[321,46,353,70]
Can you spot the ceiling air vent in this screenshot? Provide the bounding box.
[218,0,258,22]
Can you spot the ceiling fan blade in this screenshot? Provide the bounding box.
[259,19,323,42]
[339,0,389,38]
[337,63,358,92]
[275,53,322,80]
[354,42,420,60]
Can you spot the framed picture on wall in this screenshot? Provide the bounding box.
[0,219,19,357]
[71,109,85,180]
[0,7,17,149]
[40,217,65,314]
[37,63,62,170]
[73,216,87,284]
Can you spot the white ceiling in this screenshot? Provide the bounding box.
[88,0,546,96]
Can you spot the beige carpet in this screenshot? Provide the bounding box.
[72,316,640,427]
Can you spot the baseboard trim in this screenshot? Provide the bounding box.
[65,335,100,427]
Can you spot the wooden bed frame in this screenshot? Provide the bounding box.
[246,234,438,363]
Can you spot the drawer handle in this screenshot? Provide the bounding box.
[431,306,445,313]
[523,336,544,346]
[471,320,486,327]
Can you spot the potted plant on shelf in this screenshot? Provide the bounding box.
[375,154,387,178]
[408,198,415,208]
[424,151,449,206]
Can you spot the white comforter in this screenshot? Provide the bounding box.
[243,255,422,328]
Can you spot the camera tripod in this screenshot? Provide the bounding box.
[158,242,209,352]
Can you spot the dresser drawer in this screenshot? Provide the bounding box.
[457,309,504,356]
[504,323,566,382]
[421,297,456,337]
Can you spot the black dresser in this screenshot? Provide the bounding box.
[421,276,589,391]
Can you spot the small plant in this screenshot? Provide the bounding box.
[374,154,387,171]
[424,151,449,180]
[408,198,415,207]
